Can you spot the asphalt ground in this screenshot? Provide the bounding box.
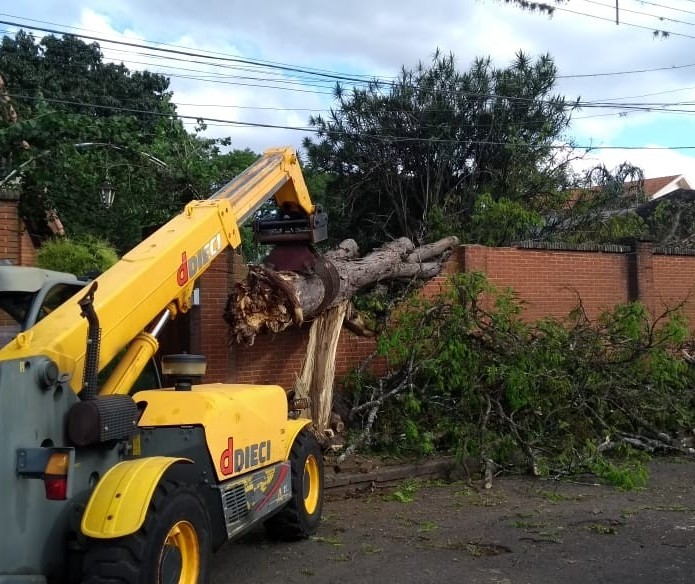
[210,457,695,583]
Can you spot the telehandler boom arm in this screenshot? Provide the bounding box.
[0,147,317,393]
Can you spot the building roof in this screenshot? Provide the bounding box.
[624,175,691,200]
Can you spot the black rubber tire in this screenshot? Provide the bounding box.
[264,428,324,540]
[82,481,211,584]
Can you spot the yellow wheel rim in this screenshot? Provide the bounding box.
[303,454,320,515]
[159,520,200,584]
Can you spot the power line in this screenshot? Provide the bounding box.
[157,73,334,95]
[95,38,695,88]
[8,31,695,120]
[591,85,695,101]
[8,91,695,151]
[0,33,643,110]
[11,68,695,126]
[0,17,382,86]
[546,3,695,39]
[18,35,695,106]
[5,9,695,100]
[557,62,695,79]
[6,11,692,103]
[5,15,695,144]
[579,0,695,27]
[91,42,376,88]
[8,84,633,129]
[0,42,343,97]
[51,33,695,85]
[95,52,354,88]
[628,0,695,17]
[6,91,315,128]
[5,19,695,100]
[0,12,390,82]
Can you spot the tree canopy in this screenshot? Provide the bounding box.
[304,50,578,249]
[1,33,669,256]
[0,31,259,253]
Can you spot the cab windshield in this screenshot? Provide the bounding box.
[0,284,84,348]
[0,291,33,347]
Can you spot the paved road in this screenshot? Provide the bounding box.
[211,459,695,583]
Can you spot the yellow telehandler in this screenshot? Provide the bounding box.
[0,147,326,584]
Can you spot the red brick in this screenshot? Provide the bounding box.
[194,243,695,391]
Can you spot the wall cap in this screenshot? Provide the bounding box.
[653,246,695,256]
[0,189,20,202]
[515,240,631,254]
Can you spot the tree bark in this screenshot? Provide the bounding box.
[223,235,458,435]
[223,236,458,346]
[294,301,349,433]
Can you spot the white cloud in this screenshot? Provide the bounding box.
[78,8,142,40]
[576,145,695,185]
[8,0,695,176]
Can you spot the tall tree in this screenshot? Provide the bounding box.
[0,31,257,252]
[304,50,577,248]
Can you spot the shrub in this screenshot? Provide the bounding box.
[347,272,695,487]
[37,236,118,276]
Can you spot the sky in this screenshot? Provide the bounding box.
[5,0,695,183]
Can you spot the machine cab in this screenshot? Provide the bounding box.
[0,266,85,348]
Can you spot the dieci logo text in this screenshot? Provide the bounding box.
[219,437,272,476]
[177,233,223,286]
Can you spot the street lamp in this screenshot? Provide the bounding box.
[0,142,169,209]
[98,178,115,208]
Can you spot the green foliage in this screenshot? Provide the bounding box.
[347,272,695,484]
[637,196,695,247]
[589,457,649,491]
[545,163,650,244]
[37,236,118,276]
[1,32,262,253]
[383,479,420,503]
[467,193,545,246]
[305,50,576,248]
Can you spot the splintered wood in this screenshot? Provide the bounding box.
[223,266,302,345]
[223,236,458,346]
[223,236,459,434]
[294,301,349,434]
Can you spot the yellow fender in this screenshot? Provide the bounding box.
[284,418,311,459]
[81,456,190,539]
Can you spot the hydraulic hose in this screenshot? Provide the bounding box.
[78,282,100,400]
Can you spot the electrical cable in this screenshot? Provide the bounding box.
[0,12,391,81]
[7,91,695,151]
[0,18,382,85]
[578,0,695,27]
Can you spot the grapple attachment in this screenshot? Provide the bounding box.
[253,209,328,245]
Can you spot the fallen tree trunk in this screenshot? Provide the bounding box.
[223,235,458,436]
[224,236,459,346]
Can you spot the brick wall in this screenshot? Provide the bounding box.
[193,249,240,382]
[459,244,631,321]
[651,253,695,324]
[0,189,36,266]
[198,242,695,389]
[227,325,386,389]
[461,243,695,326]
